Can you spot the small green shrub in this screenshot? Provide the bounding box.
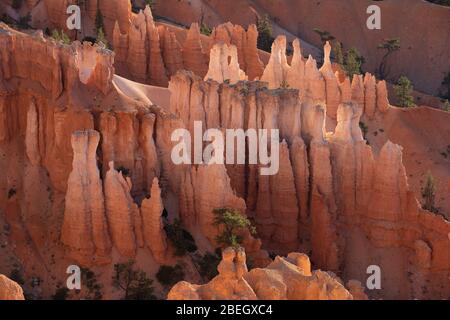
[51,29,71,45]
[422,172,437,213]
[200,23,212,36]
[96,27,108,48]
[394,76,415,108]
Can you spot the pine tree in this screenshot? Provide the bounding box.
[377,38,400,80]
[394,76,415,108]
[213,208,256,248]
[344,48,363,80]
[112,260,156,300]
[256,14,274,52]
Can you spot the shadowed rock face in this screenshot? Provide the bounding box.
[0,5,448,300]
[168,247,363,300]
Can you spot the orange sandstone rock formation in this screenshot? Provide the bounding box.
[204,43,247,84]
[168,247,362,300]
[61,131,111,265]
[210,22,264,80]
[261,36,390,119]
[165,70,450,298]
[0,21,448,300]
[141,178,168,263]
[0,275,25,300]
[113,6,168,86]
[182,23,209,79]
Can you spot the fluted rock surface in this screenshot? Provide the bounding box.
[260,39,392,118]
[104,161,143,258]
[179,164,246,244]
[61,130,111,265]
[261,36,290,89]
[319,42,341,119]
[210,23,264,80]
[159,25,184,78]
[182,23,209,78]
[0,25,114,97]
[0,21,448,300]
[141,178,168,263]
[204,43,247,84]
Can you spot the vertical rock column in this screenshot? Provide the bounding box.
[141,178,168,263]
[319,42,341,119]
[182,23,209,78]
[104,161,143,258]
[61,130,111,265]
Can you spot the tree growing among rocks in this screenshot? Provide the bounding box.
[51,29,71,45]
[112,260,156,300]
[344,47,364,80]
[213,208,256,248]
[377,38,401,80]
[394,76,415,108]
[313,28,335,45]
[257,14,274,52]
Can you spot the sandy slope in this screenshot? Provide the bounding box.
[366,106,450,217]
[112,74,171,108]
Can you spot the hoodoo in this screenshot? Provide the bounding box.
[0,0,448,302]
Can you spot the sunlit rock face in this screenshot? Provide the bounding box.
[168,247,362,300]
[0,5,448,300]
[0,275,25,300]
